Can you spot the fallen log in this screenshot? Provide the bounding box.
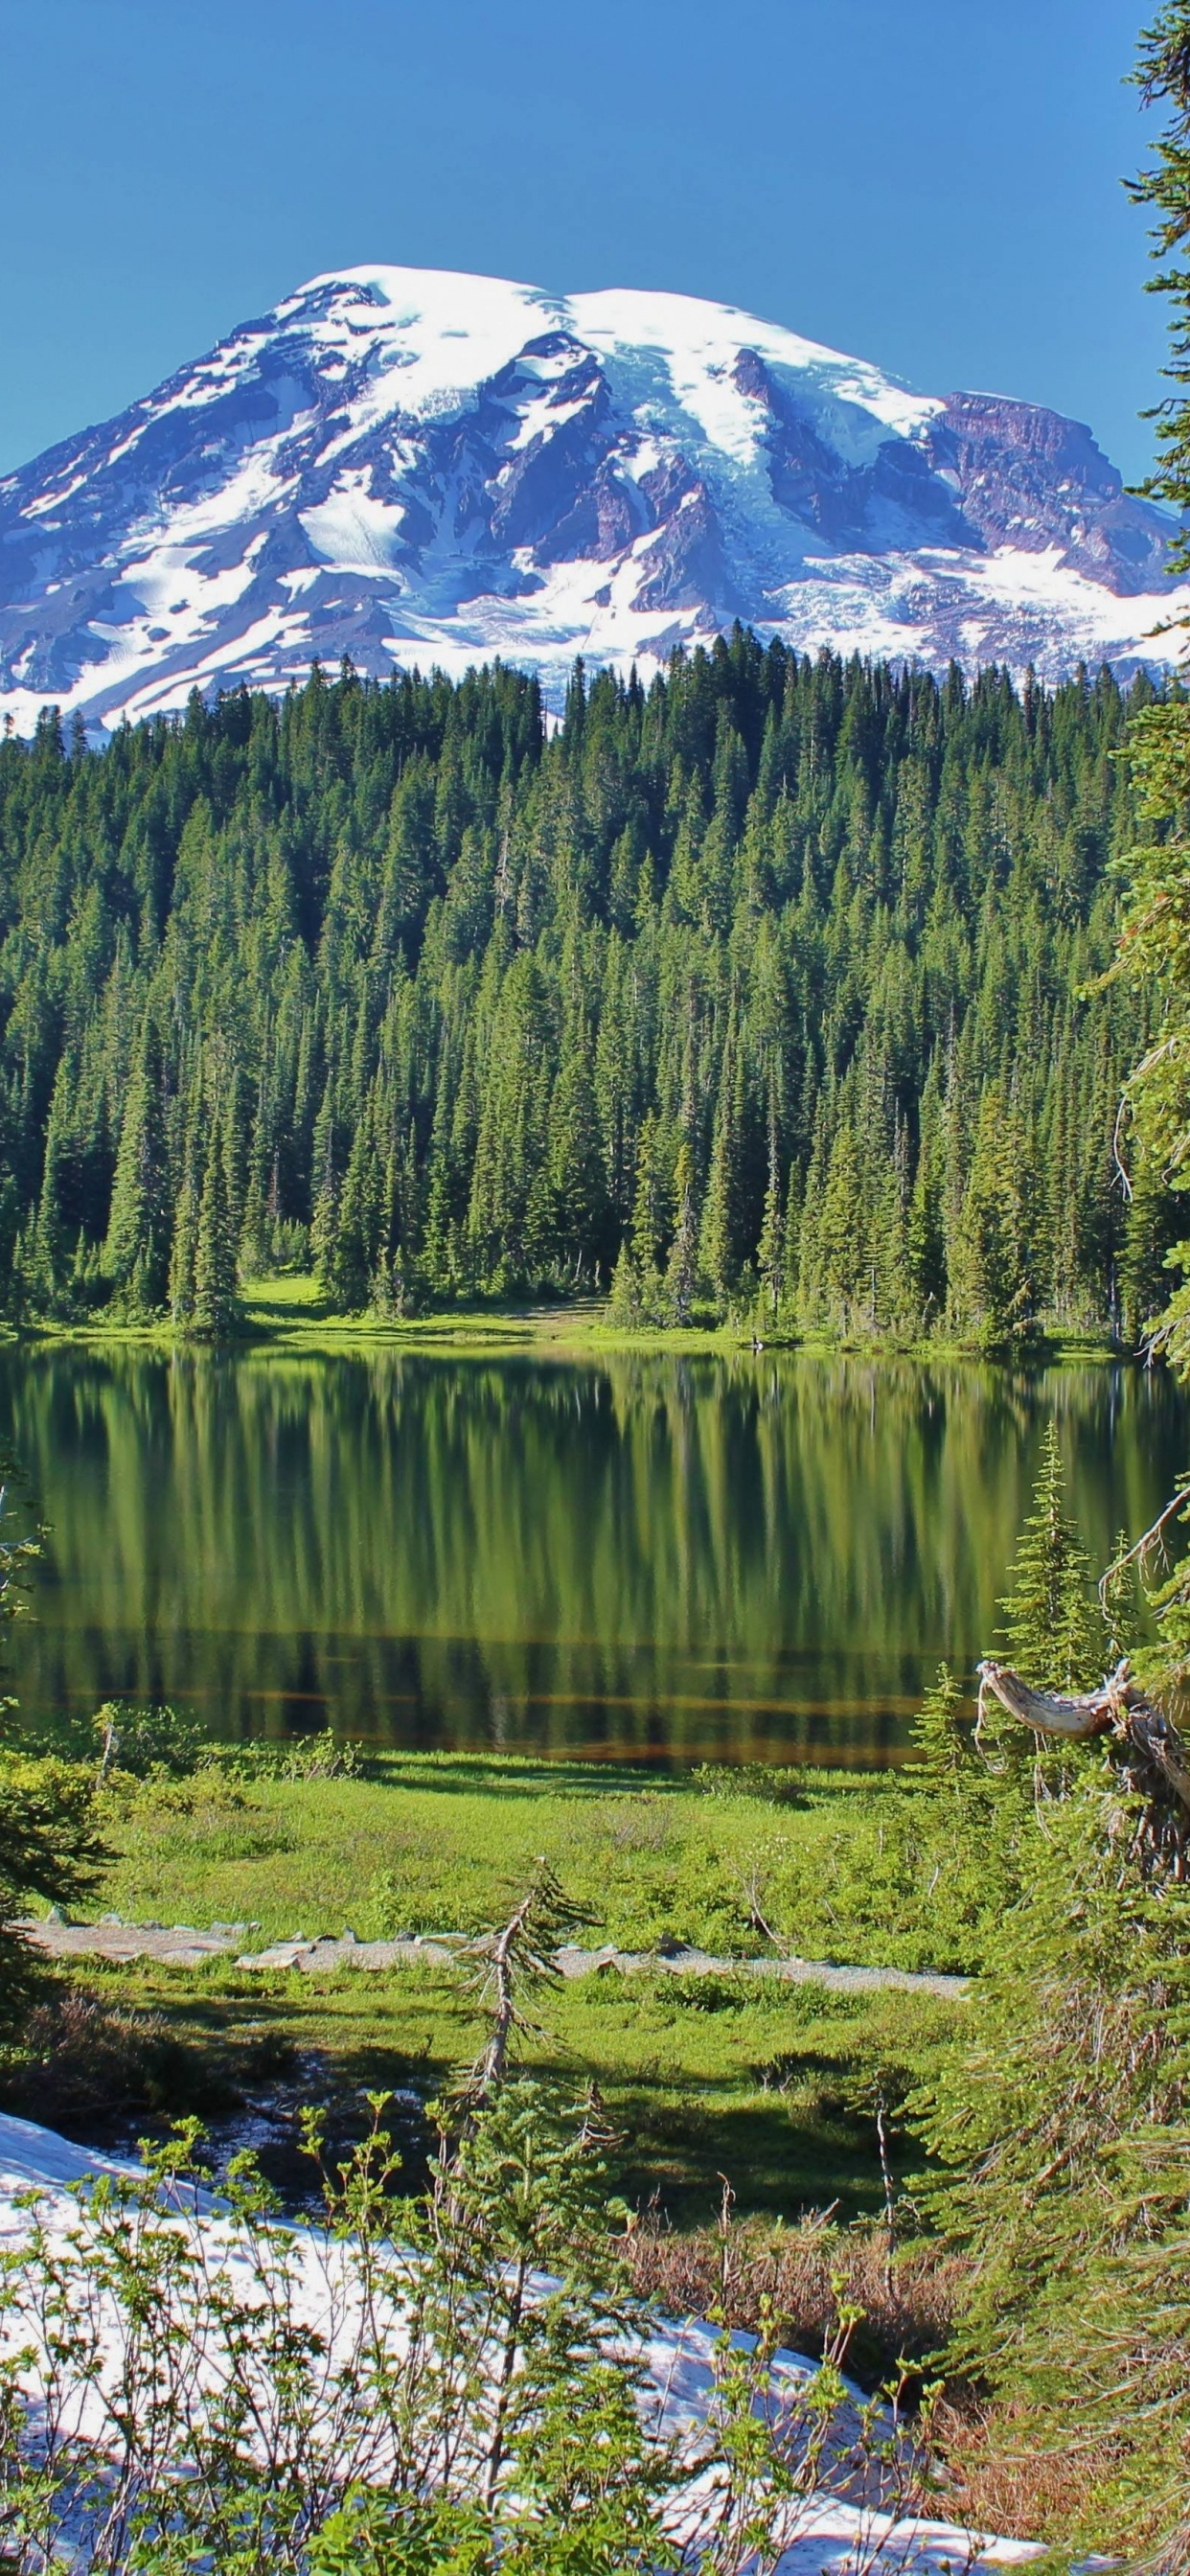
[976,1654,1190,1868]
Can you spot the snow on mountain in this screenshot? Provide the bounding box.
[1,262,1185,734]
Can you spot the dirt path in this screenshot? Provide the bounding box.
[21,1917,966,1998]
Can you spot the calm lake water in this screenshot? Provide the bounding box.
[0,1346,1184,1766]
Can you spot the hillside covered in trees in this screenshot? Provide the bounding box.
[0,633,1173,1340]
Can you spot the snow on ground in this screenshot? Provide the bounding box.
[0,2112,1039,2572]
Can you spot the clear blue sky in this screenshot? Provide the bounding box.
[0,0,1169,486]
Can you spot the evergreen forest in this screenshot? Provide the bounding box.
[0,636,1174,1341]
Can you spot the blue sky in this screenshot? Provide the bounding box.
[0,0,1167,484]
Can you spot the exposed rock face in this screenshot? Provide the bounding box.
[928,393,1171,590]
[0,263,1184,733]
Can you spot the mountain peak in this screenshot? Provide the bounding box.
[0,264,1183,732]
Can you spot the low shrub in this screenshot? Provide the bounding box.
[692,1761,809,1806]
[0,1984,236,2126]
[626,2201,969,2386]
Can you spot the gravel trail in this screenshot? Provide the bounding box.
[21,1918,966,1998]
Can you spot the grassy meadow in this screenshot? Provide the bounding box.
[11,1750,967,2227]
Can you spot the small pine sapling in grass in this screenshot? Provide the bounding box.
[906,1663,970,1799]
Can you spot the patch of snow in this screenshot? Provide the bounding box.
[300,470,409,571]
[0,2113,1041,2572]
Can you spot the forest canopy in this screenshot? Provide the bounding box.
[0,637,1172,1339]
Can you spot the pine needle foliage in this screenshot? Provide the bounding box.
[0,639,1165,1337]
[906,1663,971,1798]
[913,1771,1190,2563]
[0,1460,99,2034]
[995,1422,1107,1694]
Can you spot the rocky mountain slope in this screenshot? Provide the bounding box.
[1,264,1184,731]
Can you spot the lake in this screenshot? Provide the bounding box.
[0,1345,1183,1765]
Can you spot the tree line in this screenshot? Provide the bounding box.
[0,632,1175,1340]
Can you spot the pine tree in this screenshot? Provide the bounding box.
[103,1015,171,1311]
[995,1421,1106,1692]
[665,1142,699,1325]
[194,1116,239,1337]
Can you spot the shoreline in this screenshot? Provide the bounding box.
[2,1275,1130,1366]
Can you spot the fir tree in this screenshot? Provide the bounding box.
[780,1162,802,1321]
[665,1142,699,1324]
[1119,1138,1179,1344]
[194,1115,239,1338]
[606,1237,643,1324]
[30,1063,73,1315]
[629,1112,668,1277]
[169,1153,199,1329]
[908,1663,971,1797]
[547,1037,608,1276]
[756,1114,784,1319]
[995,1421,1106,1692]
[103,1014,171,1311]
[698,1017,744,1309]
[330,1097,378,1312]
[950,1087,1032,1346]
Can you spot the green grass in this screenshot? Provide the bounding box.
[52,1949,960,2225]
[14,1750,967,2224]
[24,1274,743,1359]
[90,1752,885,1957]
[20,1268,1120,1361]
[239,1276,746,1357]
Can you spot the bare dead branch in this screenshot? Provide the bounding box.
[1098,1491,1189,1612]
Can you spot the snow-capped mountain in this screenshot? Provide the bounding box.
[1,263,1186,733]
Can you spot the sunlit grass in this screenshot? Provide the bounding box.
[58,1947,960,2224]
[90,1754,879,1954]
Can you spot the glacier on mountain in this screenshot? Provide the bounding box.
[0,263,1185,733]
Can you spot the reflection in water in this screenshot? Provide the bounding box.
[0,1346,1182,1765]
